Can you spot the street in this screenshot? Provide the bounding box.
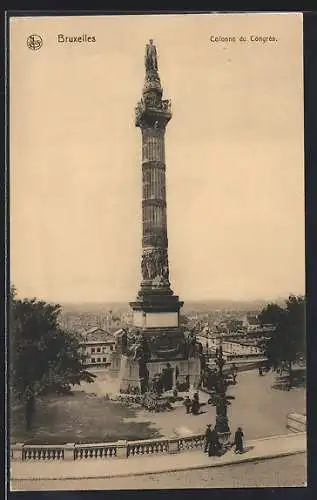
[11,453,306,490]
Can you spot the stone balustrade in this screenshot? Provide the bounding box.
[74,442,118,460]
[11,444,65,461]
[127,437,170,457]
[177,434,205,452]
[11,433,205,461]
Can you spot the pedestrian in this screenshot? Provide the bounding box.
[184,395,191,414]
[191,393,200,415]
[204,424,212,453]
[258,365,263,376]
[234,427,244,454]
[208,426,220,457]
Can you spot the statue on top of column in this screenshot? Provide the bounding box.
[145,39,158,71]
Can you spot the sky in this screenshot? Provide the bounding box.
[10,13,305,303]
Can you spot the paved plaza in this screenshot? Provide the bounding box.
[118,369,306,440]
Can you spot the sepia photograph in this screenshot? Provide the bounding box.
[9,12,306,490]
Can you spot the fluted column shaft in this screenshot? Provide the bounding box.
[142,127,168,249]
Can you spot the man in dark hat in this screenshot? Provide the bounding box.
[208,426,221,457]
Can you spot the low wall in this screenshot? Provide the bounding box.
[11,433,206,462]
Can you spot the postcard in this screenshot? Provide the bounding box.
[9,12,306,491]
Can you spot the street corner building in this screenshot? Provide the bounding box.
[110,40,201,393]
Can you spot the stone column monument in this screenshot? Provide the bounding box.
[116,40,201,393]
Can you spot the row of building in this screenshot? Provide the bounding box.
[79,318,273,369]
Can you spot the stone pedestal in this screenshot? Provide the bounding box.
[63,443,75,461]
[116,440,128,459]
[11,443,24,461]
[118,355,142,393]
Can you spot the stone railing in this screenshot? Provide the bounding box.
[11,443,66,461]
[11,433,205,461]
[127,437,170,457]
[177,434,205,452]
[74,441,118,460]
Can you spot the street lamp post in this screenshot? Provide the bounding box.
[214,343,231,447]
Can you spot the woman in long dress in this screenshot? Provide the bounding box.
[234,427,244,454]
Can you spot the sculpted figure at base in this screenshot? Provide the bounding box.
[141,248,169,282]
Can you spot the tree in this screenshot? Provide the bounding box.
[258,303,285,327]
[264,295,305,387]
[10,286,96,430]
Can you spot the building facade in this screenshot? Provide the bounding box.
[80,327,115,367]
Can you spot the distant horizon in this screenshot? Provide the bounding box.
[13,290,304,306]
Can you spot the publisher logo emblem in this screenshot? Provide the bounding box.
[27,34,43,51]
